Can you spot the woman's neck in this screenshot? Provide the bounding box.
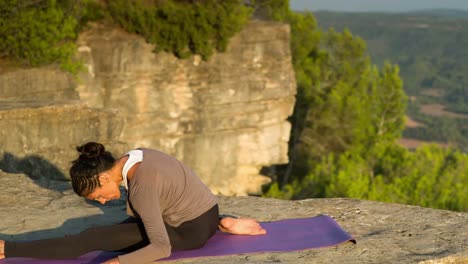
[116,155,140,181]
[111,156,127,183]
[126,161,140,181]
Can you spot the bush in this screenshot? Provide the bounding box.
[0,0,254,70]
[107,0,252,60]
[0,0,81,72]
[265,144,468,212]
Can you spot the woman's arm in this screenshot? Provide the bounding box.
[118,185,171,264]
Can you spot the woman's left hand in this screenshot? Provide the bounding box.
[102,257,120,264]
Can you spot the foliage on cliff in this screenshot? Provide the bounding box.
[263,4,468,212]
[107,0,252,60]
[0,0,82,72]
[253,0,290,21]
[0,0,257,70]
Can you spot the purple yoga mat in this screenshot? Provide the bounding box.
[0,215,355,263]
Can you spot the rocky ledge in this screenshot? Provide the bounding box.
[0,170,466,263]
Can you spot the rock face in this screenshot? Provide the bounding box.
[0,20,296,195]
[0,101,125,180]
[0,171,466,263]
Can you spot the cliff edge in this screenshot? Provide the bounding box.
[0,171,466,263]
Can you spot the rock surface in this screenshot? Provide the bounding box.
[0,101,126,180]
[0,171,466,263]
[0,20,296,195]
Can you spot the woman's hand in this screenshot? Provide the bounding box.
[0,239,4,259]
[102,257,120,264]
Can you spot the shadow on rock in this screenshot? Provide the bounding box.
[0,152,68,182]
[0,153,129,242]
[0,195,128,242]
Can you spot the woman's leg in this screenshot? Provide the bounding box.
[165,204,219,250]
[164,204,266,251]
[4,221,149,259]
[3,204,264,259]
[3,205,218,259]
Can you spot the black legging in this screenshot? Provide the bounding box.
[5,204,219,259]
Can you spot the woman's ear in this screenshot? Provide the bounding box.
[98,173,111,185]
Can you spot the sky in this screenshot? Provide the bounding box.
[290,0,468,13]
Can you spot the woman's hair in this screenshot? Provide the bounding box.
[70,142,116,197]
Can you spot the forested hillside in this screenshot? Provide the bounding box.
[263,4,467,212]
[313,10,468,151]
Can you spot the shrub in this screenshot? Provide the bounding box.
[107,0,252,60]
[0,0,82,73]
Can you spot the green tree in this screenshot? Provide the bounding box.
[370,63,407,144]
[313,11,468,148]
[262,10,468,213]
[284,143,467,212]
[283,26,406,184]
[280,11,323,184]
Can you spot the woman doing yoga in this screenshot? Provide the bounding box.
[0,142,266,264]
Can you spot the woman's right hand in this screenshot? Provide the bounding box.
[0,239,4,259]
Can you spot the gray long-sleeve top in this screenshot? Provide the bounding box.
[118,148,218,264]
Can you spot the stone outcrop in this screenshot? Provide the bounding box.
[0,20,296,195]
[0,101,126,180]
[0,171,466,263]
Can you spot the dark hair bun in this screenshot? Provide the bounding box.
[77,142,105,159]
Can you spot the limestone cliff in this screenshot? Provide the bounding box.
[0,20,296,195]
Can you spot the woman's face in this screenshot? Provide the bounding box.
[86,174,121,204]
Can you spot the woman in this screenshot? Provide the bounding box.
[0,142,266,264]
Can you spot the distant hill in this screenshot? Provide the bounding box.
[410,9,468,19]
[314,10,468,95]
[312,10,468,151]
